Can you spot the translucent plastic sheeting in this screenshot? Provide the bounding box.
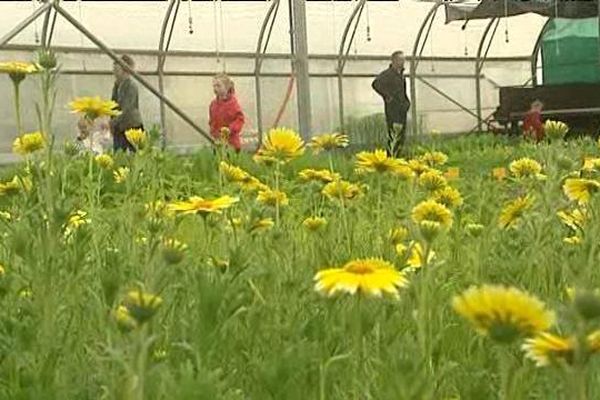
[0,1,544,57]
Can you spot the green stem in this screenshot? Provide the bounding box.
[353,295,363,400]
[134,325,149,400]
[13,80,22,135]
[498,347,512,400]
[275,162,281,225]
[417,242,433,373]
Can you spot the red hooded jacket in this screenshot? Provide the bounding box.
[522,110,544,141]
[209,92,245,151]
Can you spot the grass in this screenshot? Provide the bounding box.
[1,132,600,399]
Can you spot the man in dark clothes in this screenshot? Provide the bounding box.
[372,50,411,157]
[110,55,143,152]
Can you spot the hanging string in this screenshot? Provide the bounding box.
[188,0,194,35]
[462,19,468,56]
[213,0,220,65]
[365,0,371,42]
[218,0,227,71]
[504,0,509,43]
[31,0,40,44]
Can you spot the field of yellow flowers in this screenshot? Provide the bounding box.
[2,125,600,400]
[3,53,600,400]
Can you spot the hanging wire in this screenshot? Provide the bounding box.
[213,0,221,65]
[504,0,509,43]
[365,0,371,42]
[463,22,468,56]
[31,0,40,44]
[218,0,227,71]
[188,0,194,35]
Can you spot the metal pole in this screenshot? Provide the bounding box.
[531,19,551,86]
[291,0,312,140]
[410,2,442,136]
[0,0,54,48]
[475,18,498,132]
[51,2,214,144]
[337,0,367,132]
[255,0,281,144]
[418,76,480,119]
[158,0,179,149]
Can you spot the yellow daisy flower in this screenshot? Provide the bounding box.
[419,151,448,167]
[114,305,138,332]
[125,128,148,150]
[113,167,129,183]
[411,199,453,228]
[308,133,349,153]
[581,157,600,172]
[498,195,534,229]
[302,216,327,231]
[544,120,569,140]
[0,61,38,83]
[69,96,121,120]
[249,217,274,233]
[0,175,32,196]
[431,186,463,208]
[389,227,409,245]
[255,127,305,163]
[168,195,239,216]
[407,159,430,176]
[95,154,114,170]
[418,170,448,192]
[492,167,507,181]
[322,180,363,201]
[123,290,163,324]
[557,208,587,233]
[219,161,249,182]
[563,178,600,204]
[298,168,341,184]
[443,167,460,180]
[314,258,409,299]
[522,332,575,367]
[355,149,404,174]
[161,237,188,265]
[257,188,289,207]
[452,285,555,343]
[391,165,415,181]
[509,158,545,180]
[12,131,45,155]
[563,235,582,245]
[405,241,436,270]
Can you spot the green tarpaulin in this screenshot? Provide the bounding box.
[541,18,600,85]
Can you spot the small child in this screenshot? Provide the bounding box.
[75,117,112,155]
[522,99,544,142]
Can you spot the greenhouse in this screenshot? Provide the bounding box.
[1,1,600,399]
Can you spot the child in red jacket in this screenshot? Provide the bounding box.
[522,99,544,142]
[209,73,245,152]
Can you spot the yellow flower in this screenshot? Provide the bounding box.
[443,167,460,180]
[492,167,507,181]
[431,186,463,208]
[405,241,436,270]
[407,159,430,176]
[390,165,415,181]
[581,157,600,172]
[314,258,409,299]
[309,133,349,153]
[522,332,574,367]
[114,305,138,332]
[499,195,534,229]
[465,223,485,237]
[113,167,129,184]
[509,158,545,180]
[69,96,121,120]
[95,154,114,169]
[12,131,45,155]
[395,243,407,257]
[240,177,269,193]
[219,161,249,182]
[208,256,230,270]
[0,264,5,277]
[0,61,38,83]
[563,178,600,204]
[125,128,148,150]
[0,211,12,221]
[418,170,448,192]
[123,290,163,324]
[298,169,340,184]
[420,151,448,167]
[544,120,569,140]
[355,149,404,174]
[302,216,327,231]
[161,237,188,265]
[563,235,582,245]
[389,227,409,245]
[168,195,238,216]
[322,180,363,201]
[452,285,555,343]
[249,217,274,233]
[557,208,587,233]
[67,210,90,229]
[257,189,289,207]
[255,127,305,163]
[411,199,453,228]
[0,175,32,196]
[145,200,174,219]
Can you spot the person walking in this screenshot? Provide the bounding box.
[110,54,144,153]
[209,73,245,153]
[372,50,411,157]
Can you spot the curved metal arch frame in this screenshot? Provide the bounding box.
[530,19,552,87]
[158,0,181,149]
[254,0,282,143]
[475,18,500,131]
[336,0,367,132]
